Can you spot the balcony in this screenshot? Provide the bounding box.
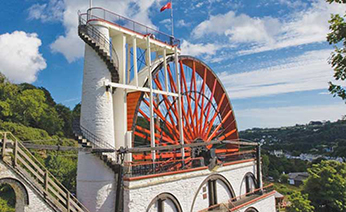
[80,7,180,48]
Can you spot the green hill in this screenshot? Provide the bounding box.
[240,120,346,160]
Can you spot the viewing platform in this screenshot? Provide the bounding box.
[79,7,180,55]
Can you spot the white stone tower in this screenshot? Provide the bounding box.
[77,19,117,211]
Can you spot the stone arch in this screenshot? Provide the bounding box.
[245,207,259,212]
[146,192,182,212]
[240,172,258,196]
[190,174,236,212]
[0,177,29,212]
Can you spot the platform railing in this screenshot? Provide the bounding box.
[0,132,89,212]
[85,7,180,47]
[123,147,257,178]
[124,157,205,177]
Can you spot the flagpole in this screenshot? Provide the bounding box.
[170,0,174,37]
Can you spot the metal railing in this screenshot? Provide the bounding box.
[123,147,257,178]
[85,7,180,47]
[78,13,119,72]
[124,157,205,177]
[217,150,256,163]
[0,132,89,212]
[73,118,115,151]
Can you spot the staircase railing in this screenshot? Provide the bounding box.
[78,13,119,72]
[72,118,115,152]
[0,132,89,212]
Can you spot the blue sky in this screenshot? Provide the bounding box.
[0,0,345,130]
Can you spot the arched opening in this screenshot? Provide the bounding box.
[240,172,258,197]
[245,207,259,212]
[191,174,235,212]
[146,193,182,212]
[0,178,29,212]
[0,184,16,212]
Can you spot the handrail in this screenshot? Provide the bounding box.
[73,118,115,151]
[124,157,205,177]
[0,132,90,212]
[78,13,119,72]
[80,124,116,150]
[84,7,180,47]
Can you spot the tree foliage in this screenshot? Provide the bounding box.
[0,72,77,136]
[45,154,78,193]
[287,191,314,212]
[327,0,346,100]
[304,160,346,211]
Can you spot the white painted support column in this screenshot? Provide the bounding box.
[125,131,132,163]
[127,43,131,84]
[163,48,169,92]
[146,37,156,162]
[132,36,138,87]
[112,34,127,150]
[174,47,184,158]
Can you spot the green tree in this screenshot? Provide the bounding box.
[45,154,77,192]
[262,154,269,177]
[55,104,73,137]
[327,0,346,100]
[280,174,288,184]
[304,160,346,211]
[334,139,346,161]
[287,191,314,212]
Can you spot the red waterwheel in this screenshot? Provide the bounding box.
[128,56,239,161]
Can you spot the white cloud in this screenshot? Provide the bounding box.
[180,40,221,57]
[236,103,346,130]
[193,11,280,44]
[220,49,334,99]
[30,0,164,62]
[177,20,191,28]
[28,0,64,22]
[192,0,346,54]
[0,31,46,83]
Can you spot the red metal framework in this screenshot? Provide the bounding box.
[128,56,239,161]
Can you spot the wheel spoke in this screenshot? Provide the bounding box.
[132,57,239,162]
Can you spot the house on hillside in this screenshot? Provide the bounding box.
[288,172,309,186]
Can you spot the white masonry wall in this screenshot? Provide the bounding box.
[238,194,276,212]
[78,22,117,212]
[0,160,55,212]
[123,160,273,212]
[77,151,116,212]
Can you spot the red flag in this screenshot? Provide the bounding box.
[160,2,172,12]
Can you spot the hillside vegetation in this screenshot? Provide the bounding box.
[0,73,80,211]
[240,120,346,160]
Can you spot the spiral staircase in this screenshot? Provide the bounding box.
[78,16,119,84]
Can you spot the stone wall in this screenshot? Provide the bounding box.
[124,160,275,212]
[0,160,55,212]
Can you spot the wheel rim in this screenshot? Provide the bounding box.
[129,56,239,160]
